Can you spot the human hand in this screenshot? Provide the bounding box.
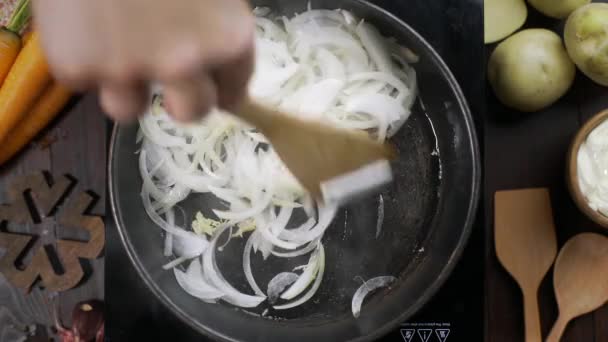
[33,0,255,122]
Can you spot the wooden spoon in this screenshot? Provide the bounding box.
[495,188,558,342]
[236,100,396,203]
[547,233,608,342]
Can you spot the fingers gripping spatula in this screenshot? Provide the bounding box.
[235,100,397,205]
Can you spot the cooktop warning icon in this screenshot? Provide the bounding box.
[417,329,432,342]
[436,328,450,342]
[400,329,415,342]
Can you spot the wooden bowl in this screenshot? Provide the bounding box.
[567,109,608,229]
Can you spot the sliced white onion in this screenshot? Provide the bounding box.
[141,190,201,240]
[267,272,299,303]
[285,205,336,244]
[376,195,384,239]
[356,21,392,72]
[351,276,397,318]
[139,151,191,207]
[243,232,265,296]
[255,209,299,250]
[279,79,344,120]
[172,233,208,259]
[280,245,321,300]
[278,217,316,240]
[274,244,325,310]
[139,114,188,148]
[203,225,266,307]
[136,127,144,143]
[290,9,346,26]
[162,255,188,270]
[253,6,271,17]
[212,190,272,221]
[271,238,320,258]
[137,7,417,314]
[348,72,409,98]
[293,264,307,271]
[164,233,173,257]
[173,259,224,302]
[163,210,175,257]
[316,48,345,79]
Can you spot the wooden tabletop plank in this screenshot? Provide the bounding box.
[571,70,608,342]
[596,305,608,341]
[484,87,590,341]
[81,95,107,214]
[48,94,106,326]
[484,0,608,339]
[484,17,608,341]
[485,82,608,341]
[0,93,106,337]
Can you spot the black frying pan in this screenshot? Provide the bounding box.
[109,0,480,340]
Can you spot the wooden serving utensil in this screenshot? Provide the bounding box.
[547,233,608,342]
[236,100,397,203]
[495,188,558,342]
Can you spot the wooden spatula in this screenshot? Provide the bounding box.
[236,100,397,205]
[547,233,608,342]
[495,188,558,342]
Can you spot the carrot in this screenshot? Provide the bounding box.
[21,30,33,45]
[0,0,31,85]
[0,82,71,165]
[0,30,51,143]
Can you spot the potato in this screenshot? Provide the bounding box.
[484,0,527,44]
[528,0,590,19]
[488,29,576,112]
[564,3,608,86]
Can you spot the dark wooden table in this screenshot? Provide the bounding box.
[484,2,608,341]
[0,95,106,340]
[3,0,607,341]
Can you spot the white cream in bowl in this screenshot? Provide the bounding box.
[578,119,608,216]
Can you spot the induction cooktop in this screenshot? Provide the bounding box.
[106,1,484,341]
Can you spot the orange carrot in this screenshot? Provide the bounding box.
[0,0,31,85]
[21,30,33,45]
[0,31,22,85]
[0,82,71,165]
[0,31,51,143]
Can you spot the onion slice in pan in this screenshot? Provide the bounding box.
[351,276,397,318]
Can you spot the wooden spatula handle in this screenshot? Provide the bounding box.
[546,315,568,342]
[235,99,277,134]
[523,290,542,342]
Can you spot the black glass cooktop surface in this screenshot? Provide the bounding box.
[106,1,483,341]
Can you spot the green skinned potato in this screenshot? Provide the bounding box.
[484,0,528,44]
[488,29,576,112]
[528,0,590,19]
[564,3,608,86]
